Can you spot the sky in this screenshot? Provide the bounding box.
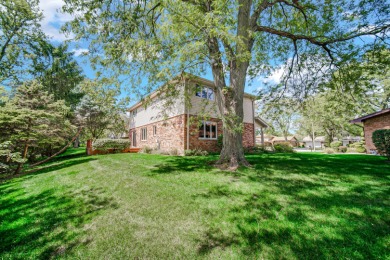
[38,0,281,101]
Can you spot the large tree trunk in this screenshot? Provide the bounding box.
[208,0,252,169]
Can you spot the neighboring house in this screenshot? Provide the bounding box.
[350,108,390,153]
[303,135,361,149]
[341,136,362,146]
[128,74,265,154]
[302,136,326,149]
[254,118,269,146]
[269,136,299,147]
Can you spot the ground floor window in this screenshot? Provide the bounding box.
[199,121,217,139]
[153,125,157,136]
[141,128,147,141]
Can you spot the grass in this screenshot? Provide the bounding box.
[1,149,389,259]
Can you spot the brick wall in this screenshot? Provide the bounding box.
[130,114,255,154]
[186,115,254,152]
[130,115,186,154]
[364,112,390,152]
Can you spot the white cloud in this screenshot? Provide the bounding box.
[72,48,89,56]
[260,67,284,85]
[39,0,74,41]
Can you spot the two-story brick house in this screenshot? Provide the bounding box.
[128,75,266,154]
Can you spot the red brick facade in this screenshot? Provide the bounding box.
[130,114,255,154]
[130,115,186,153]
[363,112,390,152]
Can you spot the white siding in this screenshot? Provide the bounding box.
[187,82,254,123]
[130,80,255,128]
[130,84,186,128]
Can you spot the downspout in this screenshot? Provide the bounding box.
[186,79,190,150]
[252,99,255,146]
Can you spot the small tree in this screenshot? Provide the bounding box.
[372,130,390,160]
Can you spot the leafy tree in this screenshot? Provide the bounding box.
[260,98,298,140]
[0,81,75,173]
[0,0,48,85]
[63,0,389,168]
[32,44,85,109]
[76,80,124,140]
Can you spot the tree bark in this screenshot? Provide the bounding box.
[14,141,29,174]
[209,0,252,169]
[29,127,83,168]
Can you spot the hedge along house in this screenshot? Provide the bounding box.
[350,108,390,153]
[128,74,265,154]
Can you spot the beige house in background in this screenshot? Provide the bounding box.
[128,74,266,154]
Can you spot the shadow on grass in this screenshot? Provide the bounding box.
[196,153,390,259]
[0,183,118,259]
[1,149,96,182]
[149,156,216,175]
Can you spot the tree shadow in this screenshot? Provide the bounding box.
[195,153,390,258]
[1,150,96,182]
[149,156,216,175]
[0,183,118,259]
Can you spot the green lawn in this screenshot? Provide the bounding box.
[1,150,389,259]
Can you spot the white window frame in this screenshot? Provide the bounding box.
[199,121,217,140]
[195,85,214,101]
[141,127,147,141]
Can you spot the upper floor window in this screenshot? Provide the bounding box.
[141,127,147,141]
[196,85,214,100]
[199,121,217,139]
[130,109,137,117]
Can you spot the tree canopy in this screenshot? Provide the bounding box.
[63,0,390,168]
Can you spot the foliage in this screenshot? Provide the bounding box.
[92,139,131,152]
[244,145,269,154]
[330,141,342,149]
[184,149,208,156]
[0,141,26,174]
[339,146,347,153]
[33,44,85,109]
[349,141,366,153]
[260,98,298,139]
[0,0,48,85]
[140,146,153,154]
[0,81,75,172]
[76,80,124,140]
[62,0,389,167]
[323,148,335,154]
[372,129,390,160]
[273,143,294,153]
[356,146,366,154]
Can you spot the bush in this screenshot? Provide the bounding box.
[184,148,208,156]
[244,145,268,153]
[356,146,366,153]
[349,141,366,153]
[140,146,153,154]
[339,146,347,153]
[372,130,390,160]
[323,148,334,154]
[273,143,294,153]
[330,141,342,151]
[169,148,179,156]
[93,139,131,152]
